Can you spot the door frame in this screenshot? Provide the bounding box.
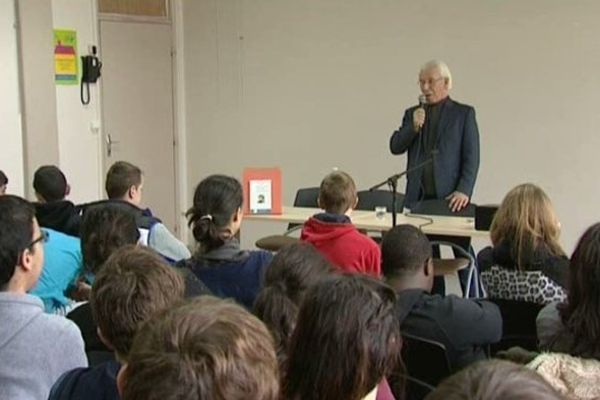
[95,0,189,239]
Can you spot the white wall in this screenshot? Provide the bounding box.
[182,0,600,253]
[0,0,24,196]
[52,0,103,204]
[17,0,60,198]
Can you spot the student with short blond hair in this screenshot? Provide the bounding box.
[49,245,185,400]
[118,297,279,400]
[425,360,564,400]
[301,170,381,276]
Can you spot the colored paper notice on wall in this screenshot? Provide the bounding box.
[54,29,78,85]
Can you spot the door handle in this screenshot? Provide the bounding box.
[106,133,120,157]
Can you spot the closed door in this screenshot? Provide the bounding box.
[99,19,177,232]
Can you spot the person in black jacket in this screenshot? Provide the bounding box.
[382,224,502,371]
[33,165,81,237]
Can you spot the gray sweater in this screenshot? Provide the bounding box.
[0,292,87,400]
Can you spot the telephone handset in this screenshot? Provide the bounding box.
[80,46,102,105]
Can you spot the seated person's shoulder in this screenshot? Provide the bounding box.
[40,312,83,338]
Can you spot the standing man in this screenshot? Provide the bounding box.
[390,60,480,212]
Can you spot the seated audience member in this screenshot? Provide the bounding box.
[283,274,400,400]
[537,222,600,359]
[67,204,141,359]
[69,204,210,362]
[49,245,185,400]
[29,228,83,314]
[177,175,272,309]
[382,224,502,371]
[253,242,334,365]
[0,170,7,195]
[478,183,568,304]
[424,360,564,400]
[0,195,86,399]
[33,165,81,237]
[300,170,381,276]
[528,352,600,400]
[82,161,190,263]
[117,296,279,400]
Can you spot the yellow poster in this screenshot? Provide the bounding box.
[54,29,78,85]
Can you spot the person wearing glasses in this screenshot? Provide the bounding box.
[0,195,87,400]
[389,60,480,213]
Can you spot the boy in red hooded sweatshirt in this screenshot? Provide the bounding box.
[300,171,381,277]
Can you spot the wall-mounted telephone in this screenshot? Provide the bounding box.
[80,45,102,105]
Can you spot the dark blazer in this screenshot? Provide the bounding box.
[390,97,480,207]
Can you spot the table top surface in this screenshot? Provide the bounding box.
[245,206,489,239]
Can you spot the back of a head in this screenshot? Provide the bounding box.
[318,170,357,215]
[490,183,563,268]
[382,224,432,279]
[90,245,184,361]
[425,360,564,400]
[284,274,401,400]
[105,161,142,200]
[0,170,7,186]
[560,222,600,357]
[0,195,35,289]
[122,296,279,400]
[186,174,243,253]
[33,165,68,202]
[80,204,140,274]
[253,242,333,360]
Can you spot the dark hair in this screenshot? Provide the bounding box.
[122,296,279,400]
[556,223,600,358]
[382,224,432,278]
[283,274,401,400]
[90,245,184,360]
[0,196,36,288]
[186,175,243,253]
[80,204,140,274]
[105,161,142,199]
[0,170,7,186]
[425,360,563,400]
[33,165,68,202]
[253,243,333,364]
[318,171,357,215]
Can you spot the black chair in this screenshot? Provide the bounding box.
[404,375,435,400]
[488,298,543,354]
[401,333,452,388]
[255,187,319,251]
[356,189,404,212]
[409,198,476,218]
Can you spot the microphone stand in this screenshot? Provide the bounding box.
[368,158,433,227]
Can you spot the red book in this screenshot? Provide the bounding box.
[242,167,282,215]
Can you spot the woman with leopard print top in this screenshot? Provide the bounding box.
[478,183,568,304]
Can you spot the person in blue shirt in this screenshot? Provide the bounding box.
[29,228,82,314]
[177,175,272,309]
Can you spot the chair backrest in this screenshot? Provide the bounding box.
[356,189,404,212]
[288,187,320,230]
[293,187,320,207]
[401,333,452,387]
[489,298,544,353]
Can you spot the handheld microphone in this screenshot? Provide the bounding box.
[417,95,427,134]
